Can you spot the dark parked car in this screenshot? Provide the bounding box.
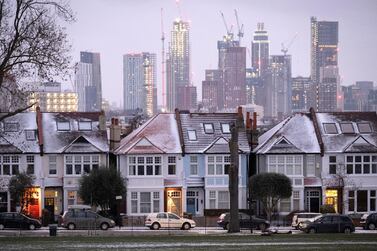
[0,212,42,230]
[361,213,377,230]
[217,212,270,231]
[301,214,355,234]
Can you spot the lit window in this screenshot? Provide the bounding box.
[187,130,197,141]
[340,123,354,134]
[357,123,372,133]
[57,121,70,131]
[221,123,231,134]
[204,123,214,134]
[78,121,92,131]
[323,123,338,134]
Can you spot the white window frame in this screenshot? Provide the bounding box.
[267,155,303,177]
[0,155,20,176]
[65,155,100,176]
[128,156,162,176]
[203,123,214,134]
[49,155,58,176]
[189,155,198,176]
[26,155,35,175]
[208,190,229,209]
[57,121,70,131]
[168,156,176,176]
[78,121,92,131]
[130,191,160,214]
[187,130,197,141]
[346,154,377,175]
[206,155,231,176]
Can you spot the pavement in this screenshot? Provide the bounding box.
[0,226,376,237]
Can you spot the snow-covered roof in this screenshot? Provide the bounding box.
[0,112,40,153]
[41,112,108,153]
[114,113,181,154]
[254,113,321,154]
[179,112,250,154]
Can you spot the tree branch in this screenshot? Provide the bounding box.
[0,102,35,121]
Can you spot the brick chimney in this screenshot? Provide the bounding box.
[110,117,121,151]
[99,110,106,131]
[252,112,258,148]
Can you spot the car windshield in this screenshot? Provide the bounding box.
[313,215,323,222]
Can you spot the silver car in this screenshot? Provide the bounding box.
[62,209,115,230]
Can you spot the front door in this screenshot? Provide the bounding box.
[44,198,55,223]
[166,189,182,216]
[305,189,321,212]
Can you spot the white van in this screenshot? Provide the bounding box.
[292,213,322,229]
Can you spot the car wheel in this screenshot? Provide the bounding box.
[0,224,4,230]
[368,223,376,230]
[309,228,316,234]
[259,223,267,231]
[151,222,160,230]
[100,223,109,231]
[67,223,76,230]
[344,227,351,234]
[29,224,36,230]
[182,222,191,230]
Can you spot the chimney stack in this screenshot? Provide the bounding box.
[110,117,121,151]
[99,110,106,131]
[36,106,44,156]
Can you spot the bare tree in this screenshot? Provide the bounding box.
[0,0,74,121]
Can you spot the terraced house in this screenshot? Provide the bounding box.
[255,108,377,215]
[0,109,108,220]
[114,109,251,216]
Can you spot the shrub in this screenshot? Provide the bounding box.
[319,204,336,214]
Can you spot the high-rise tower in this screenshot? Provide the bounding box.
[251,23,269,78]
[123,53,157,117]
[166,19,196,111]
[75,51,102,112]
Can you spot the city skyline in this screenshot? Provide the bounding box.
[66,0,377,107]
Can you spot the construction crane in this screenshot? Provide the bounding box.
[281,32,299,55]
[161,8,166,109]
[234,9,244,44]
[220,11,234,42]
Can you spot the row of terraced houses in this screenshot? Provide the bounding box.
[0,107,376,220]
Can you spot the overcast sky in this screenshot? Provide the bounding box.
[65,0,377,107]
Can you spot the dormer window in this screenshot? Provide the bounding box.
[204,123,214,134]
[358,123,372,134]
[57,121,70,131]
[340,123,354,134]
[25,130,36,141]
[221,123,231,134]
[78,121,92,131]
[323,123,338,134]
[4,122,19,132]
[187,130,197,141]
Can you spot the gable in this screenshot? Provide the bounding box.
[344,136,377,153]
[62,136,102,153]
[127,137,165,154]
[0,136,22,153]
[204,137,245,154]
[265,137,304,154]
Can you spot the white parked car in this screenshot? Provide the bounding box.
[145,212,196,230]
[292,213,322,229]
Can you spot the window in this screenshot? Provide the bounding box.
[370,190,376,212]
[280,198,291,212]
[131,191,160,214]
[67,191,76,206]
[168,156,176,175]
[357,123,372,133]
[346,154,377,175]
[65,155,99,175]
[190,155,198,175]
[4,122,19,132]
[357,190,368,212]
[329,156,337,174]
[268,155,303,176]
[340,123,354,134]
[57,121,70,131]
[203,123,214,134]
[208,190,229,209]
[323,123,338,134]
[78,121,92,131]
[207,155,230,175]
[25,130,36,141]
[306,155,315,177]
[0,155,19,176]
[221,123,230,134]
[187,130,197,141]
[128,156,161,176]
[49,156,57,175]
[293,191,300,211]
[26,156,34,175]
[348,191,355,212]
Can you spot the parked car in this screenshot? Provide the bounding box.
[291,212,322,229]
[0,212,42,230]
[360,213,377,230]
[301,214,355,234]
[145,212,196,230]
[61,208,116,230]
[217,212,270,231]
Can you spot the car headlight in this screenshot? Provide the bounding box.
[110,220,115,224]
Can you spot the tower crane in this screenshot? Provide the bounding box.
[220,11,234,42]
[161,8,166,109]
[281,32,299,55]
[234,9,244,44]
